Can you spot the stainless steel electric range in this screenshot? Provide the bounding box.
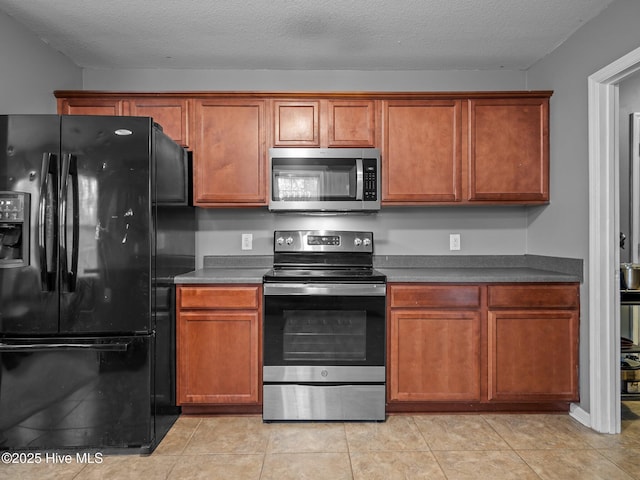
[262,230,386,421]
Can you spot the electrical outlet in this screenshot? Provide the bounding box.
[241,233,253,250]
[449,233,461,251]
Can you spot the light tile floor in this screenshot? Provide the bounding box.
[4,404,640,479]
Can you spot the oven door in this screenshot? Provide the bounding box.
[263,282,385,383]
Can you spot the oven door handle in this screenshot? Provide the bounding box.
[263,282,386,296]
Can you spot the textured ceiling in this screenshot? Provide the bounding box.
[0,0,615,70]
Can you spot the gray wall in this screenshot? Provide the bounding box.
[526,0,640,414]
[196,207,528,264]
[82,68,525,92]
[0,11,81,113]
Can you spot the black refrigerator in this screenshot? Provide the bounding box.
[0,115,195,453]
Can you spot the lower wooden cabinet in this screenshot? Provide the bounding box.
[387,283,579,410]
[176,285,261,406]
[389,309,481,402]
[487,284,579,402]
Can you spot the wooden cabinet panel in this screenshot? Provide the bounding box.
[176,285,262,406]
[272,99,377,148]
[388,282,579,409]
[327,100,377,147]
[382,100,462,203]
[58,97,124,116]
[179,285,260,309]
[177,310,260,404]
[389,310,481,402]
[129,98,190,147]
[55,90,551,207]
[468,98,549,202]
[192,99,267,206]
[390,284,480,308]
[273,101,320,147]
[488,284,579,309]
[488,310,579,401]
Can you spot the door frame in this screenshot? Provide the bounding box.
[585,45,640,433]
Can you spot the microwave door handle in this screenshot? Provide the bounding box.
[356,158,364,200]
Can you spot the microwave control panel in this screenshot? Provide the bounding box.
[363,159,377,201]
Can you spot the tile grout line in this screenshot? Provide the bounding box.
[409,415,450,480]
[344,422,355,480]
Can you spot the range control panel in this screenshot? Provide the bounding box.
[274,230,373,253]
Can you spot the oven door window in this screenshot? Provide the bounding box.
[264,295,385,367]
[283,309,366,362]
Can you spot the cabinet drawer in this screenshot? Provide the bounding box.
[488,284,578,309]
[178,285,261,309]
[389,284,481,308]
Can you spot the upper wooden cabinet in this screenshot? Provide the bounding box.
[381,94,550,205]
[191,98,267,207]
[272,99,377,148]
[58,97,124,116]
[128,97,190,148]
[55,90,551,207]
[327,100,377,147]
[273,100,320,147]
[468,98,549,203]
[57,95,190,147]
[382,100,462,203]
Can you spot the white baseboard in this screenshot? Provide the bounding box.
[569,403,591,429]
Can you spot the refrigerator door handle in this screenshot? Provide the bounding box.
[0,342,130,352]
[38,152,57,291]
[60,153,79,292]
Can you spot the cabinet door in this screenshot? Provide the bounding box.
[192,99,267,206]
[382,100,462,203]
[177,310,260,404]
[487,310,578,401]
[388,309,481,402]
[468,98,549,203]
[327,100,377,147]
[129,98,190,147]
[273,100,320,147]
[58,97,125,116]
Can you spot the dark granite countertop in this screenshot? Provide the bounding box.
[174,254,582,285]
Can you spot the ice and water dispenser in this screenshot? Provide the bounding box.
[0,192,29,268]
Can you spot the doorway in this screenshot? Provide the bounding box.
[587,45,640,433]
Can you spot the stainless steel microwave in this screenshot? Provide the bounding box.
[268,148,381,212]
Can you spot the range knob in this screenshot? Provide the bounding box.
[276,237,285,245]
[363,238,371,247]
[354,238,362,247]
[285,236,294,245]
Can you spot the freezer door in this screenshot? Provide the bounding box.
[0,336,156,451]
[59,116,153,334]
[0,115,60,334]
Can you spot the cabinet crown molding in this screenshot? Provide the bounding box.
[54,90,553,100]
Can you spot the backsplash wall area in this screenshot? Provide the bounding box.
[195,207,528,268]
